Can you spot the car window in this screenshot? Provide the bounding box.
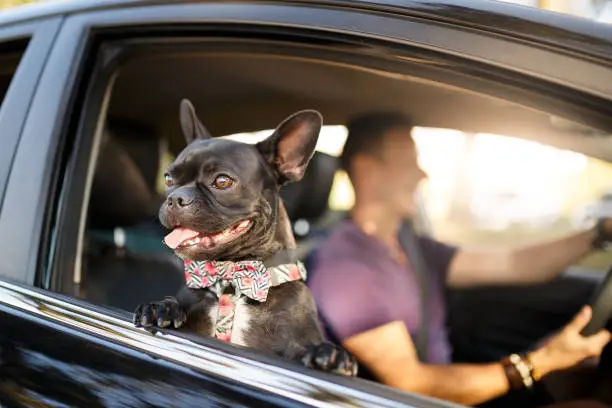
[0,37,31,223]
[72,48,612,310]
[0,39,28,111]
[43,28,612,374]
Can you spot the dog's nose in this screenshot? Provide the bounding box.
[167,192,194,208]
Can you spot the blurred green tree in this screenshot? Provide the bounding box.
[0,0,40,11]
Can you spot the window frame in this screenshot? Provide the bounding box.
[0,18,62,219]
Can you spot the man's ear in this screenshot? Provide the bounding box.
[179,99,212,144]
[256,110,322,184]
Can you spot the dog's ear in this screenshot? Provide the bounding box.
[180,99,212,143]
[256,110,322,184]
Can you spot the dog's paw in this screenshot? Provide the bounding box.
[300,342,358,377]
[133,297,187,332]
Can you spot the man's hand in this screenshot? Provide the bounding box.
[529,306,611,378]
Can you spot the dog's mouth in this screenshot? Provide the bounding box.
[164,220,252,250]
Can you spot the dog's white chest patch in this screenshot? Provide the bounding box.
[229,297,251,347]
[207,303,218,337]
[207,296,251,347]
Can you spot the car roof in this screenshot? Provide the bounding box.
[2,0,612,61]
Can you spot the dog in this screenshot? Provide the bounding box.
[133,99,357,376]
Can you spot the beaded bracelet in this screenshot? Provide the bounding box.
[501,353,536,390]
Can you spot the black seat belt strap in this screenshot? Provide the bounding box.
[398,219,430,362]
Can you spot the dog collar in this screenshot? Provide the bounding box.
[183,259,307,342]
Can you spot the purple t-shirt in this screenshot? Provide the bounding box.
[307,220,457,364]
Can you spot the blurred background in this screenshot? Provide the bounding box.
[501,0,612,21]
[0,0,36,9]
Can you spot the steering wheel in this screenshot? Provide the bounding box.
[580,264,612,336]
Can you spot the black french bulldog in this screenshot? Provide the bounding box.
[133,99,357,376]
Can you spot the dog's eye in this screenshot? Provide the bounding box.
[164,174,173,187]
[212,175,234,189]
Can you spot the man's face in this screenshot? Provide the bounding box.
[375,127,427,216]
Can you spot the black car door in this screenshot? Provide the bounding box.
[1,1,611,407]
[0,283,302,407]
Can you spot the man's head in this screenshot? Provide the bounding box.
[341,111,426,217]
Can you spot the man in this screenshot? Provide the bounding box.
[307,112,612,406]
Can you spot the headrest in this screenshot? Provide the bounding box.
[280,151,338,223]
[88,123,160,229]
[107,118,162,194]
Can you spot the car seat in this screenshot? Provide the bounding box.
[82,119,183,312]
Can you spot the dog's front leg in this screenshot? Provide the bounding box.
[271,283,359,377]
[287,290,358,376]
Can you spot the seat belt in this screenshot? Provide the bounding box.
[398,219,430,362]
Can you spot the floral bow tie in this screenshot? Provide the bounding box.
[185,259,271,302]
[184,259,306,302]
[184,259,307,342]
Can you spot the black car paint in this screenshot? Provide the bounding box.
[0,1,611,407]
[0,306,286,408]
[0,279,447,407]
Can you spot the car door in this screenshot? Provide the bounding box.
[0,282,310,407]
[0,1,611,407]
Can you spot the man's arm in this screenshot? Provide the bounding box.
[343,321,509,406]
[446,226,598,287]
[343,308,610,406]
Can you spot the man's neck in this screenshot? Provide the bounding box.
[351,204,403,251]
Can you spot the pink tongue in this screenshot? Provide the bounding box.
[164,228,200,249]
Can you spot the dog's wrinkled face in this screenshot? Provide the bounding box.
[159,99,322,261]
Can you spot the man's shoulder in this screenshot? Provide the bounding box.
[308,221,375,286]
[314,220,366,260]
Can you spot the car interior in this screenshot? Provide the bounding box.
[69,37,612,408]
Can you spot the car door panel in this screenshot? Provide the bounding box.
[0,306,291,407]
[0,280,441,408]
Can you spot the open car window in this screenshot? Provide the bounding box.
[68,40,612,313]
